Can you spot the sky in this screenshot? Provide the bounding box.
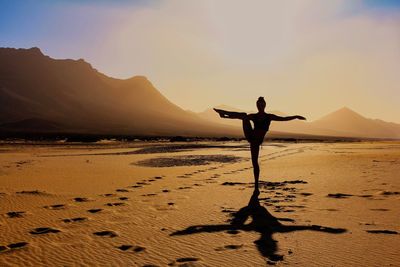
[1,0,399,122]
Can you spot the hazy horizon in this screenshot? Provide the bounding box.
[1,0,399,123]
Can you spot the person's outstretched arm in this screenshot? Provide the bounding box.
[269,114,306,121]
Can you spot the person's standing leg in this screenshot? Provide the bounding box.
[243,119,260,194]
[250,143,260,195]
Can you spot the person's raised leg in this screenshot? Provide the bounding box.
[250,143,260,195]
[242,117,253,142]
[214,108,247,119]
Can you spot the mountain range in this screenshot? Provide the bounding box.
[0,47,240,136]
[1,47,399,139]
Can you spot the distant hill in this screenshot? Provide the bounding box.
[311,107,400,138]
[197,106,400,139]
[0,47,240,136]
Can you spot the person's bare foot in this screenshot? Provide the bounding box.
[213,108,226,118]
[249,188,260,205]
[295,115,307,120]
[253,188,260,197]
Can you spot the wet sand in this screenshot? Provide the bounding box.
[0,141,399,266]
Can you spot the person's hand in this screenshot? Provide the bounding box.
[296,115,306,120]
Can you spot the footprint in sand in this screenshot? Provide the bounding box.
[62,217,87,223]
[326,193,353,199]
[359,222,376,226]
[141,193,157,197]
[162,189,170,193]
[117,245,132,251]
[366,230,398,235]
[119,197,129,201]
[176,257,200,263]
[0,242,28,253]
[324,208,339,212]
[178,186,192,190]
[275,208,295,213]
[154,176,163,180]
[215,244,243,251]
[221,182,246,186]
[102,193,117,197]
[116,189,130,193]
[87,208,103,213]
[93,231,118,238]
[358,194,373,198]
[6,211,26,218]
[16,190,48,195]
[117,245,146,252]
[284,195,296,200]
[74,197,90,202]
[298,192,313,197]
[44,204,66,210]
[105,202,125,207]
[30,227,60,235]
[378,191,400,196]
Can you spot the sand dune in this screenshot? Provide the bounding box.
[0,141,399,266]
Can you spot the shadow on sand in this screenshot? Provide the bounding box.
[171,191,347,263]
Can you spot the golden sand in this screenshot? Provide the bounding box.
[0,141,399,266]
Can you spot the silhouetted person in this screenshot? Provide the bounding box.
[214,97,306,194]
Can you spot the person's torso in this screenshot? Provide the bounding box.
[251,113,271,132]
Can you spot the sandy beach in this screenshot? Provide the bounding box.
[2,1,400,266]
[0,141,399,266]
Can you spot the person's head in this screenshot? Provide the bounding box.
[256,97,266,112]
